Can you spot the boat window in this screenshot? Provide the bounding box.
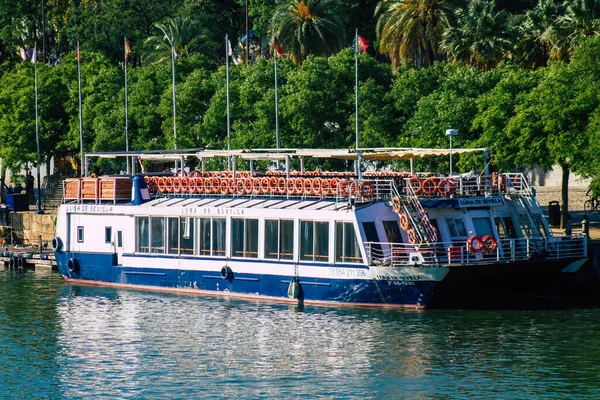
[136,217,149,253]
[300,221,330,262]
[117,231,123,248]
[197,218,226,256]
[472,217,493,237]
[77,226,84,243]
[213,218,226,255]
[105,227,112,244]
[231,218,258,258]
[446,218,467,238]
[180,218,194,255]
[265,219,294,260]
[151,217,165,254]
[335,222,362,263]
[167,217,179,255]
[382,220,402,243]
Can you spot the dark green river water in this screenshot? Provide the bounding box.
[1,269,600,399]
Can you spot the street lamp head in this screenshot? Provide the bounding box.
[445,129,457,137]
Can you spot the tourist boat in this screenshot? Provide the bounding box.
[52,148,588,308]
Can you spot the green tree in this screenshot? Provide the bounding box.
[441,0,515,70]
[270,0,347,65]
[375,0,454,68]
[143,17,217,65]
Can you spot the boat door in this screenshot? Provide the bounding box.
[115,230,124,265]
[470,210,502,256]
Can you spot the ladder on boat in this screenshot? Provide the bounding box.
[391,181,438,245]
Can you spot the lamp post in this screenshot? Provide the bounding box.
[446,129,457,176]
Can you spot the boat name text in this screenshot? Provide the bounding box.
[457,197,503,207]
[66,204,114,213]
[183,207,245,216]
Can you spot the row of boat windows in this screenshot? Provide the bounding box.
[134,216,362,263]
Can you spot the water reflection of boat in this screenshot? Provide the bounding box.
[52,148,587,308]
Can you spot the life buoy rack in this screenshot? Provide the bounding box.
[391,196,402,214]
[437,178,457,196]
[466,236,484,254]
[51,237,63,252]
[481,235,498,253]
[399,213,411,230]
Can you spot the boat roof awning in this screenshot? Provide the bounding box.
[84,147,487,162]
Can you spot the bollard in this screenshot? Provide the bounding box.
[582,214,590,237]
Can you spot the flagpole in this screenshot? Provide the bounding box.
[33,44,44,214]
[124,37,130,174]
[226,34,231,170]
[354,29,362,180]
[77,40,84,178]
[274,36,280,169]
[171,38,177,171]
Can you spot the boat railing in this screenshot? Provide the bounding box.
[399,173,531,199]
[145,174,397,203]
[364,235,587,267]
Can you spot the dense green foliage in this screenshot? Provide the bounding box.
[2,0,600,225]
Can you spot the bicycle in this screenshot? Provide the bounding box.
[584,188,600,213]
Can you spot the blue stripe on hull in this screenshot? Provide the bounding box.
[55,252,439,308]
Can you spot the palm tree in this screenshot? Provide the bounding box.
[441,0,514,70]
[515,0,567,67]
[270,0,346,65]
[375,0,454,68]
[559,0,600,52]
[143,17,216,65]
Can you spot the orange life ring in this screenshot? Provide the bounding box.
[286,178,296,195]
[180,176,189,192]
[329,178,340,194]
[157,177,166,192]
[236,179,245,195]
[212,177,221,193]
[228,179,237,194]
[437,178,457,196]
[481,235,498,253]
[399,213,410,230]
[391,196,402,214]
[311,178,322,195]
[421,177,437,196]
[358,181,374,198]
[252,178,262,194]
[409,176,422,194]
[220,179,231,195]
[321,179,331,196]
[294,178,304,194]
[276,177,286,194]
[407,229,417,245]
[261,177,270,194]
[302,178,311,194]
[338,179,352,199]
[244,178,253,195]
[204,177,214,193]
[188,177,197,193]
[467,236,483,254]
[165,177,174,192]
[195,177,205,193]
[268,177,278,193]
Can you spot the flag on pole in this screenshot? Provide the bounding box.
[22,48,33,60]
[75,49,80,60]
[31,48,37,64]
[227,38,233,57]
[125,40,132,59]
[357,35,369,53]
[274,38,286,57]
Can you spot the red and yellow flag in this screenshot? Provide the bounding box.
[125,40,132,59]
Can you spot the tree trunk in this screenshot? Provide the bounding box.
[561,162,570,229]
